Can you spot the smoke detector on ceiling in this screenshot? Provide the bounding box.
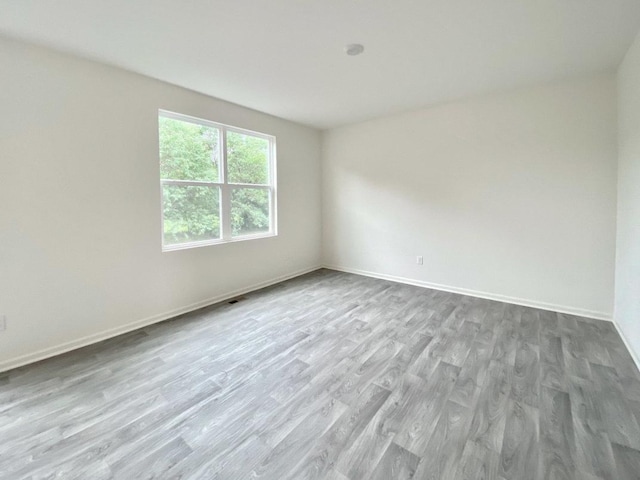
[345,44,364,56]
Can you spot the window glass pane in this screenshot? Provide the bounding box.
[162,184,220,245]
[231,187,270,237]
[227,131,269,184]
[159,116,220,182]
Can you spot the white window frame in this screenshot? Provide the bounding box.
[159,110,277,252]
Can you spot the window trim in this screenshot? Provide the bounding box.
[159,109,277,252]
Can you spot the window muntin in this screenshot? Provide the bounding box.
[159,110,276,251]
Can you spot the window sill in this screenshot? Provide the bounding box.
[162,232,277,252]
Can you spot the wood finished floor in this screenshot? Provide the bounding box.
[2,269,640,479]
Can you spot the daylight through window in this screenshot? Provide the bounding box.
[159,110,276,250]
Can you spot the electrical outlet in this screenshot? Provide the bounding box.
[0,315,6,332]
[416,256,423,265]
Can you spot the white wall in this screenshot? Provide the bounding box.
[0,37,322,370]
[322,75,618,318]
[616,31,640,363]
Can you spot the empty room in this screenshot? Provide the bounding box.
[2,1,640,479]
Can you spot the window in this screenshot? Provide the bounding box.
[159,110,276,251]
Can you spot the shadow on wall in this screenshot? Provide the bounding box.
[323,78,617,312]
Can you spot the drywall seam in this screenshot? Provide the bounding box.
[324,264,612,321]
[0,265,322,373]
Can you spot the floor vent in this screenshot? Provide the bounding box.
[228,296,246,304]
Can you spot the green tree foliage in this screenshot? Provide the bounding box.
[162,184,220,244]
[231,187,269,236]
[227,131,268,184]
[159,117,219,181]
[159,116,271,244]
[227,131,270,236]
[160,117,221,244]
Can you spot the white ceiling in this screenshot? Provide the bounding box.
[1,0,639,129]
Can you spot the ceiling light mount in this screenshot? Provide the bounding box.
[344,43,364,56]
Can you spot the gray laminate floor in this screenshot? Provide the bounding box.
[2,269,640,479]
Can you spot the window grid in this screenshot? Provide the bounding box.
[159,110,277,251]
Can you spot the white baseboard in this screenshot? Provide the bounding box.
[1,263,616,374]
[323,264,613,322]
[0,265,322,374]
[611,319,640,374]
